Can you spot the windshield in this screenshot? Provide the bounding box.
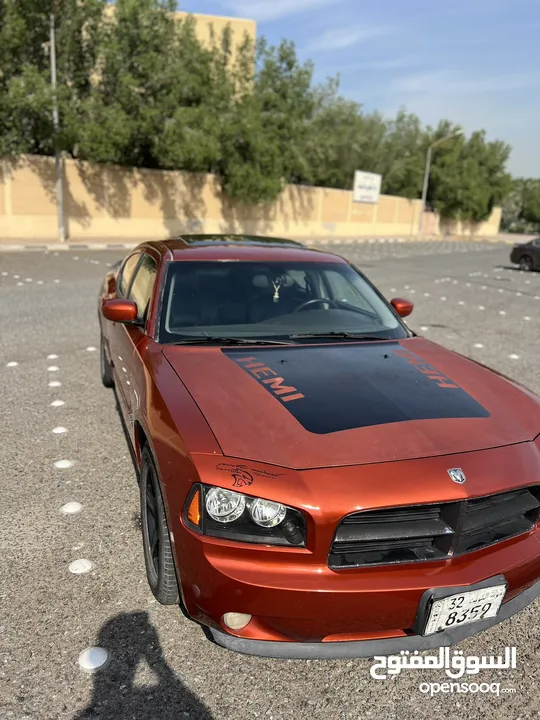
[158,260,409,343]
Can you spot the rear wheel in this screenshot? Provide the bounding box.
[140,446,179,605]
[519,255,533,272]
[100,334,114,388]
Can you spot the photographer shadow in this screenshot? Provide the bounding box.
[74,611,213,720]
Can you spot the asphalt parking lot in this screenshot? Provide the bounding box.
[1,240,539,720]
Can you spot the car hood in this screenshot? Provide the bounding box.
[162,338,540,469]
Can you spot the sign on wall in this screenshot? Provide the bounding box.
[352,170,382,204]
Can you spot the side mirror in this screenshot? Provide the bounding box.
[391,297,414,318]
[101,298,138,324]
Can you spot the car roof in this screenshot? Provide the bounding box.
[138,234,348,264]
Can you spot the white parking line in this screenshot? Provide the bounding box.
[69,559,94,575]
[54,459,74,469]
[78,647,110,673]
[60,502,82,515]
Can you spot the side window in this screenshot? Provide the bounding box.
[128,254,158,321]
[324,270,374,312]
[117,253,142,297]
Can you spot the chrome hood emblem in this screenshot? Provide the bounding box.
[448,468,466,484]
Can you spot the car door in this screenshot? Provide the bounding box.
[120,253,159,437]
[107,251,143,417]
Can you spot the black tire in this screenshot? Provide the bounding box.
[140,446,180,605]
[100,334,114,388]
[519,255,533,272]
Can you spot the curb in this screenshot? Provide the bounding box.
[0,243,138,252]
[0,237,513,252]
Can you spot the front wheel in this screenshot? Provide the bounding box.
[519,255,533,272]
[100,334,114,388]
[140,447,180,605]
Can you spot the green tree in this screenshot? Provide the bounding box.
[0,0,105,156]
[429,127,512,222]
[520,178,540,227]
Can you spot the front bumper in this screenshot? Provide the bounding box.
[177,526,540,653]
[209,578,540,658]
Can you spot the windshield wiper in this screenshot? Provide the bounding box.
[289,332,389,341]
[170,336,295,346]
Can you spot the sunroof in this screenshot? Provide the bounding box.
[177,234,304,248]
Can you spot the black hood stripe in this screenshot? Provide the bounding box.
[223,344,489,435]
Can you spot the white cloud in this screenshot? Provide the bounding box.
[392,71,534,95]
[222,0,347,22]
[307,24,394,51]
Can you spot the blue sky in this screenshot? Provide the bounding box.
[179,0,540,177]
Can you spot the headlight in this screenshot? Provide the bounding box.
[249,498,287,527]
[184,484,306,547]
[205,487,246,523]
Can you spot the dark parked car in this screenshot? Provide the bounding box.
[510,237,540,271]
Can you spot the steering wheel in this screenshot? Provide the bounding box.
[294,298,339,313]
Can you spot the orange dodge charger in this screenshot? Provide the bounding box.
[98,234,540,658]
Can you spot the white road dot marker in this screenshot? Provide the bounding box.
[17,281,23,286]
[390,288,396,292]
[47,366,59,372]
[51,400,65,407]
[54,279,60,283]
[86,346,97,352]
[481,285,487,290]
[69,559,94,575]
[6,361,19,367]
[420,326,428,332]
[61,501,82,515]
[47,354,58,360]
[516,292,522,297]
[524,316,531,321]
[458,301,465,306]
[499,310,506,316]
[441,297,447,301]
[52,426,68,434]
[54,459,74,469]
[37,280,44,285]
[13,274,20,279]
[78,647,110,673]
[423,293,430,297]
[474,343,484,349]
[48,381,62,387]
[1,272,7,276]
[478,306,485,310]
[25,278,32,282]
[509,354,519,360]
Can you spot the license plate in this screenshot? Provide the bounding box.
[423,584,507,635]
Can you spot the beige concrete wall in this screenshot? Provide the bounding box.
[0,155,502,241]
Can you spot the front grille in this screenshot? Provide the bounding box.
[329,486,540,569]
